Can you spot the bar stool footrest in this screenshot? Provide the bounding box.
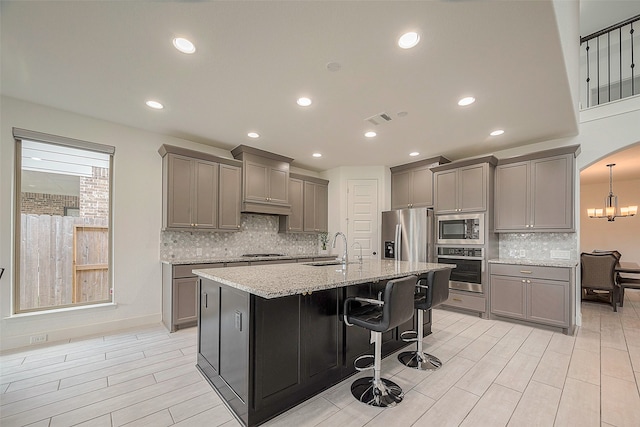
[351,377,404,407]
[354,354,374,372]
[397,350,443,370]
[399,330,418,343]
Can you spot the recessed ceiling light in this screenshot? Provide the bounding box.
[409,152,420,157]
[458,96,476,106]
[247,132,260,138]
[364,131,377,138]
[312,153,322,158]
[490,129,505,136]
[145,100,164,110]
[173,37,196,54]
[398,32,420,49]
[297,97,312,107]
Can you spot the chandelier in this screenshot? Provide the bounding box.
[587,163,637,221]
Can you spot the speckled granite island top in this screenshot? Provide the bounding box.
[489,258,578,268]
[194,260,455,299]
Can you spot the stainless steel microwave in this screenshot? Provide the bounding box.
[436,213,485,245]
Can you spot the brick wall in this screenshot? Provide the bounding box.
[79,167,109,219]
[21,193,79,216]
[21,166,109,218]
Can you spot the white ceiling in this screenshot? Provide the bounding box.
[0,1,635,172]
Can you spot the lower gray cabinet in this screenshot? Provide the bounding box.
[490,263,571,330]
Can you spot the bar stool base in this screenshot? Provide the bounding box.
[350,377,404,407]
[397,351,442,370]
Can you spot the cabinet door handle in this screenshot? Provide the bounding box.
[203,292,208,308]
[522,279,526,283]
[520,270,532,274]
[526,280,531,284]
[452,297,462,302]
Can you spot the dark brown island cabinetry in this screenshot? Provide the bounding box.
[231,145,293,215]
[159,145,242,231]
[431,156,497,214]
[196,276,432,427]
[390,156,450,209]
[490,263,575,334]
[494,145,580,232]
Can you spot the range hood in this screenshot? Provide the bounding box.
[232,145,293,216]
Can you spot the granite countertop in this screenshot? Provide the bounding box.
[194,260,456,299]
[489,258,578,268]
[161,254,335,265]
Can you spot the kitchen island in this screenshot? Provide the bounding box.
[193,259,454,427]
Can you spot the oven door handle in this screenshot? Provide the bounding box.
[437,255,485,261]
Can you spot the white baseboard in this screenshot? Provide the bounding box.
[0,313,163,352]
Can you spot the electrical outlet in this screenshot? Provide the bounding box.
[196,248,203,256]
[550,250,571,260]
[30,334,48,344]
[519,249,526,257]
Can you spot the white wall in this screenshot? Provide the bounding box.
[581,178,640,262]
[0,96,320,351]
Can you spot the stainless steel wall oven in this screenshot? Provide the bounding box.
[437,247,484,293]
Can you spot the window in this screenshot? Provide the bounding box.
[13,128,114,313]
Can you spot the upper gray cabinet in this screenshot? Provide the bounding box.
[432,157,497,214]
[232,145,293,215]
[159,145,242,231]
[390,156,449,210]
[218,163,243,230]
[303,179,328,233]
[494,146,579,232]
[280,174,329,233]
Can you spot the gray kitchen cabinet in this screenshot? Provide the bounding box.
[432,157,496,214]
[232,145,293,215]
[159,145,243,231]
[495,146,579,232]
[390,156,449,210]
[163,262,224,332]
[165,154,218,229]
[303,180,329,232]
[279,174,329,234]
[218,163,242,230]
[441,291,487,315]
[281,177,304,232]
[490,263,572,332]
[174,276,199,326]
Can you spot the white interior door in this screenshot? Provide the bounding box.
[347,179,379,260]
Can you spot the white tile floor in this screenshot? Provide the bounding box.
[3,291,640,427]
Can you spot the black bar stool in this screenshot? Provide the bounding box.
[397,268,451,370]
[343,275,417,407]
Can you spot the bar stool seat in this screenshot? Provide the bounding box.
[398,268,451,370]
[343,275,417,407]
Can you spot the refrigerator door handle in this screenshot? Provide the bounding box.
[395,224,401,261]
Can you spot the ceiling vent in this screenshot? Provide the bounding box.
[365,112,393,126]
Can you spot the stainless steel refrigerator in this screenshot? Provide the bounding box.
[381,207,434,263]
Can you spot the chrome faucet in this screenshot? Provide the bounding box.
[332,231,348,265]
[352,242,363,264]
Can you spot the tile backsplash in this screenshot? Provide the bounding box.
[160,213,321,260]
[499,232,578,261]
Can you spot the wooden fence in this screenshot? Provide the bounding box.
[19,214,109,310]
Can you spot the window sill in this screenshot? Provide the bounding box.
[6,302,118,320]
